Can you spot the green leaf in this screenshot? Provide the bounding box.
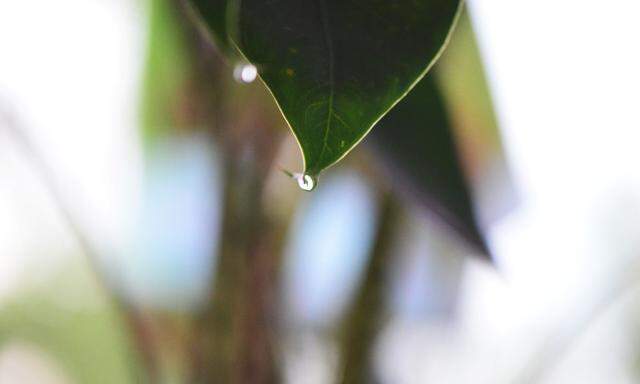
[188,0,463,176]
[367,74,490,258]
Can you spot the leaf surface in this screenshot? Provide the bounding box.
[189,0,462,175]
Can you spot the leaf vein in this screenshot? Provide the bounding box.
[315,0,334,170]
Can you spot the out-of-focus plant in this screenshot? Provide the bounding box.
[173,1,501,383]
[184,0,495,254]
[0,265,142,384]
[1,0,512,383]
[187,0,463,179]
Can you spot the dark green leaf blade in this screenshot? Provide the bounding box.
[190,0,462,175]
[367,75,491,258]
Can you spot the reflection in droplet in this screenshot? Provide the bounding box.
[297,173,318,191]
[233,62,258,83]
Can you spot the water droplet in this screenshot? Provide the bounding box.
[279,168,319,191]
[233,62,258,83]
[296,173,317,191]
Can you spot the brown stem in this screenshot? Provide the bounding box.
[188,109,285,384]
[189,155,251,384]
[235,176,281,384]
[336,193,400,384]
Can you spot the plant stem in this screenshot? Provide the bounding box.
[187,92,285,383]
[336,193,400,384]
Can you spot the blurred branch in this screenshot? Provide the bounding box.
[336,193,400,384]
[182,27,287,376]
[190,137,283,384]
[235,156,282,384]
[189,156,250,383]
[518,264,640,383]
[0,103,156,384]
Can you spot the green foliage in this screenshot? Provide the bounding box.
[188,0,463,176]
[0,266,141,384]
[140,0,191,146]
[368,75,489,256]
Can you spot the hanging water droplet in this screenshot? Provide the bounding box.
[233,62,258,83]
[279,168,319,191]
[296,173,318,191]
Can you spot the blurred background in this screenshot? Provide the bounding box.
[1,0,640,383]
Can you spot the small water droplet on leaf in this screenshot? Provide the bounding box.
[233,62,258,83]
[279,168,318,191]
[296,173,317,191]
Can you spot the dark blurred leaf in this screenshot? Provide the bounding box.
[438,11,517,222]
[188,0,462,176]
[367,75,490,258]
[438,11,502,151]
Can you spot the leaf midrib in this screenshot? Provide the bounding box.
[315,0,334,172]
